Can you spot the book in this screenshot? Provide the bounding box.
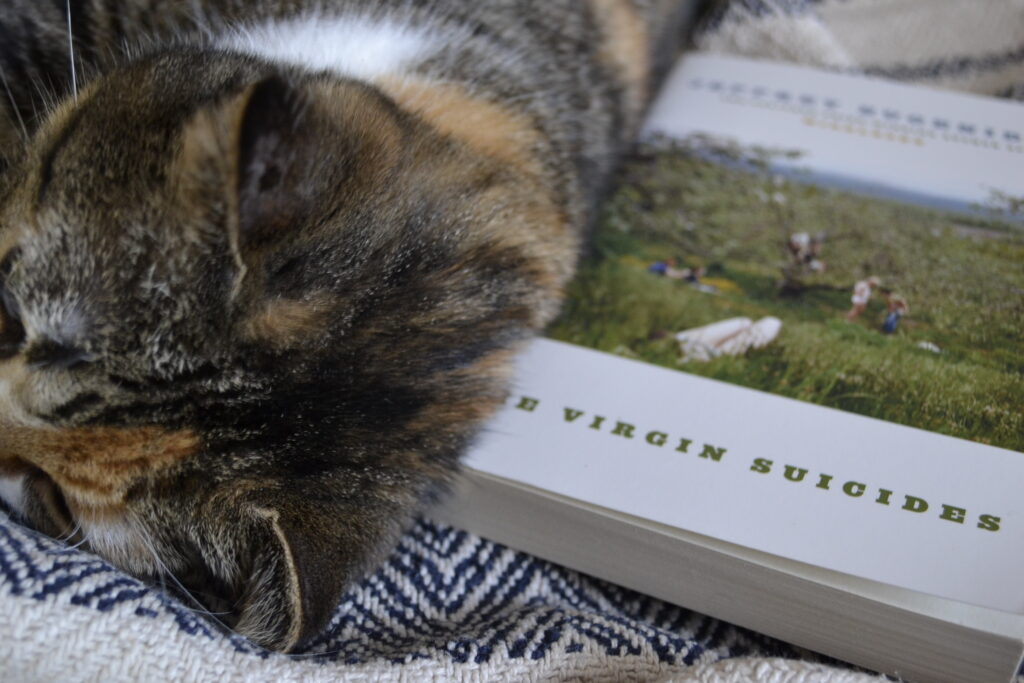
[432,53,1024,683]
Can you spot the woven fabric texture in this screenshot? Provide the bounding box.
[1,517,881,681]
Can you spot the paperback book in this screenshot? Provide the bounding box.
[435,54,1024,683]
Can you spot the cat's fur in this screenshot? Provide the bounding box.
[0,0,687,651]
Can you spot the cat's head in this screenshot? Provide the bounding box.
[0,50,568,650]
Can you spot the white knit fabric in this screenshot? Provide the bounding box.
[696,0,1024,97]
[1,516,885,682]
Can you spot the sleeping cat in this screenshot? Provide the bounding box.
[0,0,687,652]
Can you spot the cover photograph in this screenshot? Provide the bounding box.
[460,54,1024,615]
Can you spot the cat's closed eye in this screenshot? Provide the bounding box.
[24,338,92,370]
[0,284,24,358]
[0,257,90,369]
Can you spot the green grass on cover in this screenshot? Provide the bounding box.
[547,142,1024,451]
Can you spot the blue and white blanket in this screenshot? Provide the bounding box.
[3,517,875,681]
[3,1,1022,679]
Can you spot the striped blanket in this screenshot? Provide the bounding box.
[3,1,1021,680]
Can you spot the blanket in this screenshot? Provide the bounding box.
[3,1,1021,680]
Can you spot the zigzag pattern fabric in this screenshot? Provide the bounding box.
[1,513,879,681]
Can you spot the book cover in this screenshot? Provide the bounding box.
[440,54,1024,681]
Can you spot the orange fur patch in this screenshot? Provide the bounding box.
[376,75,576,326]
[588,0,651,122]
[0,426,199,505]
[244,296,330,348]
[407,347,518,436]
[376,76,548,182]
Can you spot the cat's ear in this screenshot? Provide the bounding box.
[232,75,318,253]
[234,499,400,652]
[174,74,320,255]
[235,505,345,651]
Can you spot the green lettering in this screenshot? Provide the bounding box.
[939,504,966,524]
[515,396,539,412]
[675,438,692,453]
[842,481,866,497]
[750,458,773,473]
[875,489,893,505]
[699,444,726,462]
[977,514,1001,532]
[563,408,584,423]
[645,431,668,447]
[815,474,833,490]
[902,495,929,513]
[783,465,808,482]
[589,415,605,430]
[611,422,635,438]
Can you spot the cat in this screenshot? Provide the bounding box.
[0,0,687,652]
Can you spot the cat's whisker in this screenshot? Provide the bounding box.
[62,535,89,551]
[65,0,78,100]
[127,512,235,626]
[56,520,82,544]
[28,75,58,120]
[48,524,90,554]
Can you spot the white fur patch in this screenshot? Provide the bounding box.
[216,12,439,82]
[79,515,158,576]
[0,474,26,518]
[25,301,87,350]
